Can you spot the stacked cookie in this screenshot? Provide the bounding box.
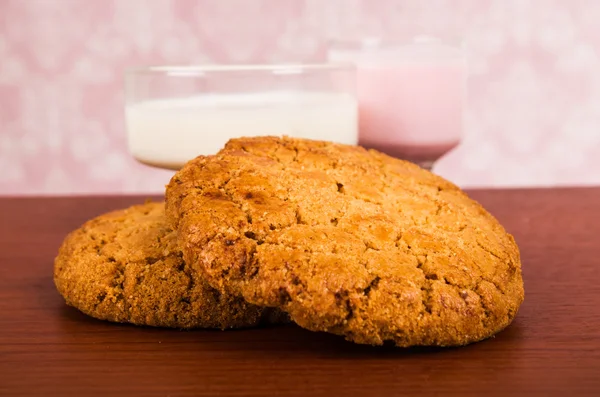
[55,136,524,346]
[54,201,285,329]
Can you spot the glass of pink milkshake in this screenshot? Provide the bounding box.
[327,36,466,170]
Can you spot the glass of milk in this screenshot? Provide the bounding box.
[125,64,357,170]
[327,36,466,170]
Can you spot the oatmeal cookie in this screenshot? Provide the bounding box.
[166,137,524,346]
[54,202,284,329]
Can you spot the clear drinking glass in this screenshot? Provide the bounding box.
[327,36,466,170]
[125,64,357,170]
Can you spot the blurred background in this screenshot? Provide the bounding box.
[1,0,599,195]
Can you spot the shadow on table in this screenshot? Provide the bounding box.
[56,303,523,359]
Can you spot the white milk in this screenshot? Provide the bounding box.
[126,91,358,169]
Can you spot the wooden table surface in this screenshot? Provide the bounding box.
[1,188,599,396]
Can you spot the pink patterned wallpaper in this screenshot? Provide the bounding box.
[1,0,599,195]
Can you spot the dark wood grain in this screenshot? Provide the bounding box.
[1,189,599,396]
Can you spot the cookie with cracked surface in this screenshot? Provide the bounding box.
[54,202,284,329]
[166,136,524,346]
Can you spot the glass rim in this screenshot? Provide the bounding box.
[126,63,356,76]
[327,34,465,50]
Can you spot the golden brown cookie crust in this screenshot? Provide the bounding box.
[166,137,524,346]
[54,202,282,329]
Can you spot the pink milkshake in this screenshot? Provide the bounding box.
[328,37,466,169]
